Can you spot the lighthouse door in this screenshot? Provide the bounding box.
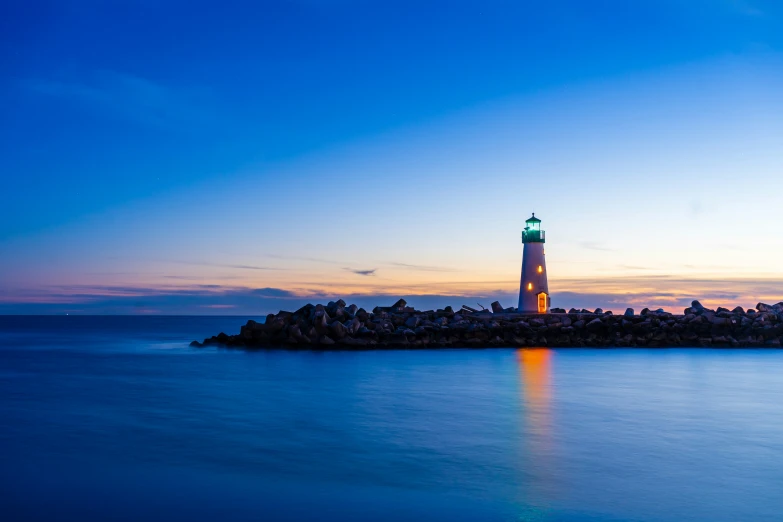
[537,292,547,313]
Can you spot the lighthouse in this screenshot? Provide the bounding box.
[518,213,550,313]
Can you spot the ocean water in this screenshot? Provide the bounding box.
[1,316,783,522]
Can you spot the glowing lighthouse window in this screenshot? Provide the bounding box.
[537,265,543,274]
[527,283,533,291]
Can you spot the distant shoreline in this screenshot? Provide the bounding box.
[192,299,783,349]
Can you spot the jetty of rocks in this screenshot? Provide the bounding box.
[192,299,783,349]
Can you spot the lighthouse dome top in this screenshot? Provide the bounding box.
[525,213,541,224]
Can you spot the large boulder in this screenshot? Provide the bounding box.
[586,318,604,331]
[356,308,369,321]
[491,301,504,314]
[293,303,315,316]
[624,308,635,318]
[266,317,286,334]
[329,320,347,340]
[391,299,407,312]
[710,316,732,326]
[313,310,330,333]
[345,317,362,335]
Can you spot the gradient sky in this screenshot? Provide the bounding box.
[2,0,782,314]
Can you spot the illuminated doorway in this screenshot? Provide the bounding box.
[537,292,547,313]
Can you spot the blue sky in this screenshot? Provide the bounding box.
[1,0,782,314]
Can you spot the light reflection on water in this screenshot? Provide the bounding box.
[518,349,555,518]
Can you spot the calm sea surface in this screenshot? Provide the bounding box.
[1,316,782,521]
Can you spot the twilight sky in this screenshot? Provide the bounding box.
[1,0,782,314]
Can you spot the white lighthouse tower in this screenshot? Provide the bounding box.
[518,213,550,313]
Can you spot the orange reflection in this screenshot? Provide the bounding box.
[517,348,554,506]
[519,349,551,406]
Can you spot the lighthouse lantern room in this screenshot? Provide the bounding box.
[518,213,550,313]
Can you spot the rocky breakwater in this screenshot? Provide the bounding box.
[192,299,783,349]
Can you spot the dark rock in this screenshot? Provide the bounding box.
[391,299,407,312]
[586,318,603,331]
[357,326,373,337]
[330,321,347,340]
[346,317,362,335]
[356,308,369,321]
[266,317,286,333]
[294,303,315,316]
[196,297,783,350]
[339,336,368,347]
[711,316,732,326]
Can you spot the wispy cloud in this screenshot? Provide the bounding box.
[24,70,210,128]
[618,264,653,270]
[389,262,457,272]
[163,275,241,281]
[2,276,782,315]
[161,260,283,271]
[344,268,377,276]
